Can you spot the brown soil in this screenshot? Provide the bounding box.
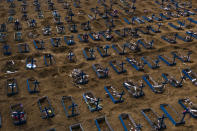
[0,0,197,131]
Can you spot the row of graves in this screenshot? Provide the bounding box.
[1,0,197,130]
[1,0,197,55]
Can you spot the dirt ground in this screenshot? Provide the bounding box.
[0,0,197,131]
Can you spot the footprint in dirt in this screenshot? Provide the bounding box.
[92,22,104,30]
[78,15,87,22]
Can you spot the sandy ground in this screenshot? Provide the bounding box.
[0,0,197,131]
